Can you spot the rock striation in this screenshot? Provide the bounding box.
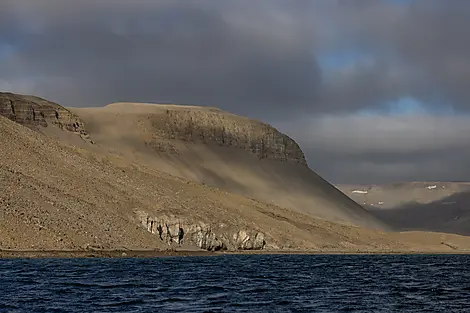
[135,211,266,251]
[0,92,88,137]
[146,106,307,165]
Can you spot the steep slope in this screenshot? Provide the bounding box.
[70,102,388,230]
[338,182,470,235]
[3,114,470,252]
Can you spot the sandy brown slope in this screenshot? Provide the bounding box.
[4,92,470,252]
[3,108,470,252]
[70,102,388,230]
[338,182,470,236]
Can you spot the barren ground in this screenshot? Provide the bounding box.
[2,95,470,254]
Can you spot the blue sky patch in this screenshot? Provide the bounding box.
[357,96,455,116]
[317,50,368,71]
[0,42,14,60]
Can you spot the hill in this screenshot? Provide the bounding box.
[70,102,387,230]
[2,92,470,253]
[338,182,470,235]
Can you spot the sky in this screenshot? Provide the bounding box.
[1,0,470,184]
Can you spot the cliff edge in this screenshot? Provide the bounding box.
[0,92,87,136]
[103,102,307,165]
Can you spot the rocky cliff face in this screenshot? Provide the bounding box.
[147,107,307,166]
[135,211,266,251]
[0,92,88,136]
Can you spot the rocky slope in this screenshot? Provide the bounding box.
[71,102,388,230]
[3,113,470,252]
[338,182,470,236]
[2,93,470,252]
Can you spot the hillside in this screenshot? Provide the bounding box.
[338,182,470,236]
[3,92,470,253]
[70,102,388,230]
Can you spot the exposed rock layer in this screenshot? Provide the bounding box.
[149,107,307,165]
[135,211,266,251]
[0,92,88,136]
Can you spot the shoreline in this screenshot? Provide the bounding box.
[1,249,470,259]
[0,249,215,259]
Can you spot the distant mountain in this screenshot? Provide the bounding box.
[338,182,470,236]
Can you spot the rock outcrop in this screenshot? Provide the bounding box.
[103,103,307,165]
[158,109,306,165]
[135,211,266,251]
[0,92,88,138]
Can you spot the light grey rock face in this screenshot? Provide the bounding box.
[0,92,89,137]
[233,230,266,250]
[135,211,266,251]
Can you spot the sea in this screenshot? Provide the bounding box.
[1,254,470,312]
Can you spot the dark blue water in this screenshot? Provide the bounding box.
[1,254,470,312]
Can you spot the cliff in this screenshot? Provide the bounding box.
[105,102,307,166]
[0,93,305,166]
[0,92,88,136]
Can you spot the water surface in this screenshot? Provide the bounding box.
[1,254,470,312]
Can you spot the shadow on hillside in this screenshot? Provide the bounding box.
[369,190,470,236]
[196,166,251,196]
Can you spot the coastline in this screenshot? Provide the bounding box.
[0,249,215,259]
[1,249,470,259]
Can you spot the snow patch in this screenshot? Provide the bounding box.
[352,190,368,194]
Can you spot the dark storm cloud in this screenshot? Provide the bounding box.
[2,0,470,114]
[0,0,320,116]
[2,0,470,183]
[278,114,470,184]
[312,0,470,113]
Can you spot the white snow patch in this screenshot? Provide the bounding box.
[352,190,368,194]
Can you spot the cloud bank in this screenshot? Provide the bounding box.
[1,0,470,183]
